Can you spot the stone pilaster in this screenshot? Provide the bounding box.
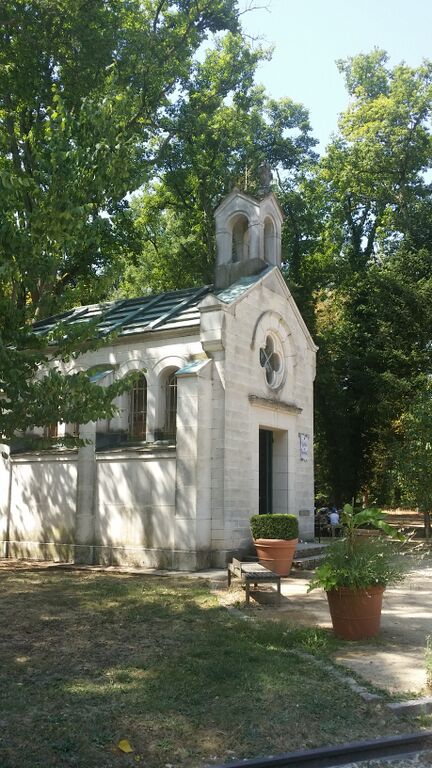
[0,445,11,557]
[173,360,212,570]
[74,422,96,564]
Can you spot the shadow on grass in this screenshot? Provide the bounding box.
[0,568,416,768]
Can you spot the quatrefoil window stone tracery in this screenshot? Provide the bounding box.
[259,335,283,388]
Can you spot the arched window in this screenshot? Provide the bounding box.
[129,373,147,439]
[43,424,58,439]
[259,333,284,389]
[231,215,249,263]
[164,369,178,441]
[263,216,276,264]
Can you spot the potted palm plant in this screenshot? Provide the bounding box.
[308,504,406,640]
[250,514,299,576]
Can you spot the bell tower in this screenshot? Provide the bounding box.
[214,186,283,290]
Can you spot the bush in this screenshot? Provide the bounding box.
[250,514,298,541]
[308,537,406,592]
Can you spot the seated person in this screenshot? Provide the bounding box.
[329,508,340,525]
[315,507,330,535]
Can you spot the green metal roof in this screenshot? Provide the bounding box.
[216,267,272,303]
[32,285,213,339]
[32,269,271,340]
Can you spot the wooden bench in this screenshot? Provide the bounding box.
[315,522,344,541]
[227,558,282,604]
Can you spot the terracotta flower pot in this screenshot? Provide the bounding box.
[326,585,385,640]
[253,538,298,576]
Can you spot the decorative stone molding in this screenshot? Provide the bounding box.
[248,394,302,414]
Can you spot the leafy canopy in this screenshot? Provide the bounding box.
[0,0,240,436]
[115,32,318,295]
[311,50,432,503]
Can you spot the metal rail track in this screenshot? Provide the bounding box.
[213,732,432,768]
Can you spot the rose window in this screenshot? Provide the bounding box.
[259,334,284,388]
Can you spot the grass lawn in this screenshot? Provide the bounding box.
[0,565,425,768]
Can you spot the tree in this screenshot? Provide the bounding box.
[314,249,432,503]
[0,0,240,324]
[311,51,432,503]
[114,32,318,295]
[395,384,432,538]
[0,0,240,436]
[0,324,139,444]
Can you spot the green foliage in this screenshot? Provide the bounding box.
[0,322,139,441]
[308,537,406,592]
[250,514,299,541]
[309,503,406,592]
[0,0,239,434]
[343,503,404,540]
[0,0,239,324]
[394,383,432,537]
[115,33,318,295]
[282,626,333,653]
[312,51,432,504]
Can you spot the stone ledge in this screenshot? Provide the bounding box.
[387,697,432,715]
[248,394,302,413]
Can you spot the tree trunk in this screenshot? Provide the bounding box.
[424,509,431,540]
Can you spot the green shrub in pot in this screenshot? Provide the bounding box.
[250,514,299,576]
[250,514,299,541]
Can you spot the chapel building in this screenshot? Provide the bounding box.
[0,188,317,569]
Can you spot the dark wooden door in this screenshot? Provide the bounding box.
[259,429,273,515]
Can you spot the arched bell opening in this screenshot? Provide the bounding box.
[231,214,250,263]
[263,216,276,265]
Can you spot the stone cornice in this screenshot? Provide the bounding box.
[248,394,302,414]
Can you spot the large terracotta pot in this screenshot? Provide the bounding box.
[326,585,385,640]
[253,538,298,576]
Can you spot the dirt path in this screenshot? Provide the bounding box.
[225,562,432,695]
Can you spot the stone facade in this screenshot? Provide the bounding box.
[0,190,317,570]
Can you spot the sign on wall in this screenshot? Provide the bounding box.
[299,433,309,461]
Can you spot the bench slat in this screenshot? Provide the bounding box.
[227,559,282,604]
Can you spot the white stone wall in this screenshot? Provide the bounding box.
[59,331,204,438]
[0,333,206,568]
[6,454,78,560]
[0,447,11,556]
[94,450,176,567]
[203,269,316,564]
[2,449,178,567]
[173,360,213,569]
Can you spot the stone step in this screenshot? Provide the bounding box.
[384,510,424,526]
[292,540,329,570]
[295,541,328,557]
[292,553,326,570]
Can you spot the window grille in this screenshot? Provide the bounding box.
[43,423,58,439]
[259,334,283,389]
[164,370,178,441]
[129,374,147,439]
